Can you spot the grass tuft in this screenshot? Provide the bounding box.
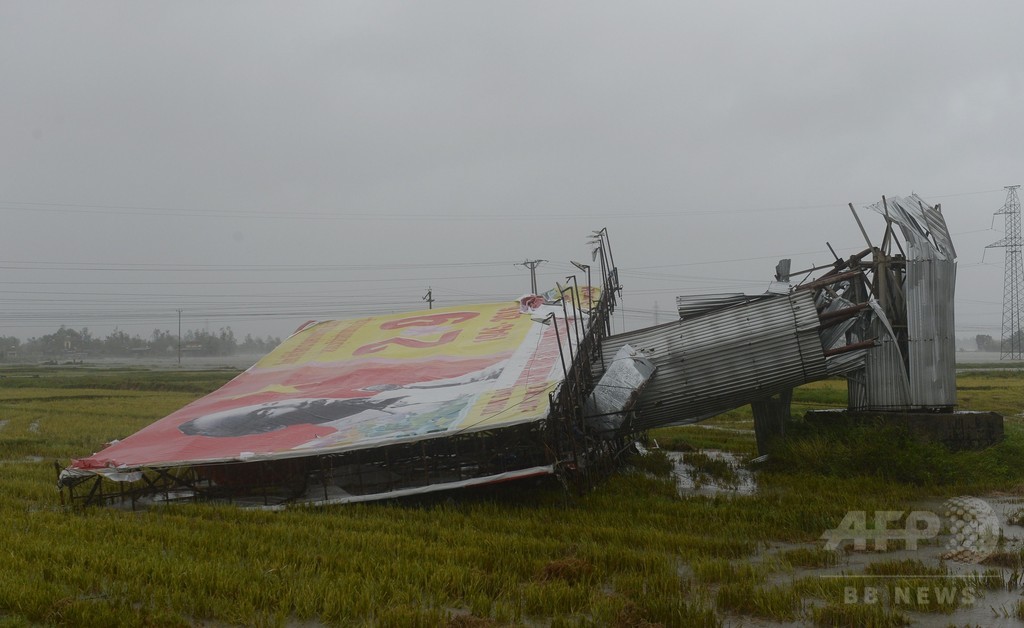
[863,559,945,577]
[811,602,910,627]
[537,557,595,584]
[714,581,801,621]
[778,546,841,569]
[626,448,674,477]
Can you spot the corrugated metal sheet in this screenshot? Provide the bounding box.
[676,293,759,319]
[848,329,912,411]
[600,292,827,430]
[906,257,957,407]
[825,349,868,376]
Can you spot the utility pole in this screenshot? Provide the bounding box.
[423,287,434,310]
[176,309,182,366]
[987,185,1023,360]
[516,259,546,294]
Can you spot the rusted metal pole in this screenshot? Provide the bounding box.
[818,303,871,327]
[795,269,865,293]
[823,338,877,357]
[849,203,874,249]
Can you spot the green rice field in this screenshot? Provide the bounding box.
[2,364,1024,626]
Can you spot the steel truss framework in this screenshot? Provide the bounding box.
[988,185,1023,360]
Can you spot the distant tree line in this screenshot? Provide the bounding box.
[0,327,281,361]
[975,333,1024,353]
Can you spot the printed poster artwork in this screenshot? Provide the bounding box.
[73,302,577,471]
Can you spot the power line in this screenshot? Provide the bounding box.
[0,187,1006,223]
[0,259,516,271]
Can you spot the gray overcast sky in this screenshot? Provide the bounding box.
[1,1,1021,344]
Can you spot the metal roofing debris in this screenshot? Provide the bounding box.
[583,344,655,436]
[819,297,859,352]
[863,194,957,410]
[601,292,830,431]
[596,192,959,435]
[869,193,956,260]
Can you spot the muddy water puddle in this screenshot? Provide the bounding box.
[666,449,757,496]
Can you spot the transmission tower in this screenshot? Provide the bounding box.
[987,185,1023,360]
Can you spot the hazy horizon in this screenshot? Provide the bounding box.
[3,2,1022,343]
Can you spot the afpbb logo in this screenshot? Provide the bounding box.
[842,584,976,607]
[820,496,1001,563]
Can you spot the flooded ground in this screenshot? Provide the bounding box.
[664,447,1024,625]
[666,449,757,496]
[753,499,1024,626]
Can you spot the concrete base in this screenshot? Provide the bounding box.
[803,410,1004,451]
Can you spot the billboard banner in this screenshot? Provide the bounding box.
[72,302,577,472]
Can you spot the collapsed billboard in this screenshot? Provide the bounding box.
[60,201,965,508]
[64,300,584,491]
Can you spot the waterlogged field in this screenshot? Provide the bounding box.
[2,365,1024,626]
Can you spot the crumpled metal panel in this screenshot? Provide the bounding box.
[868,194,956,261]
[583,344,656,436]
[600,292,828,430]
[819,297,858,351]
[866,194,957,409]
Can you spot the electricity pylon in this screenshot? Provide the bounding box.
[987,185,1023,360]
